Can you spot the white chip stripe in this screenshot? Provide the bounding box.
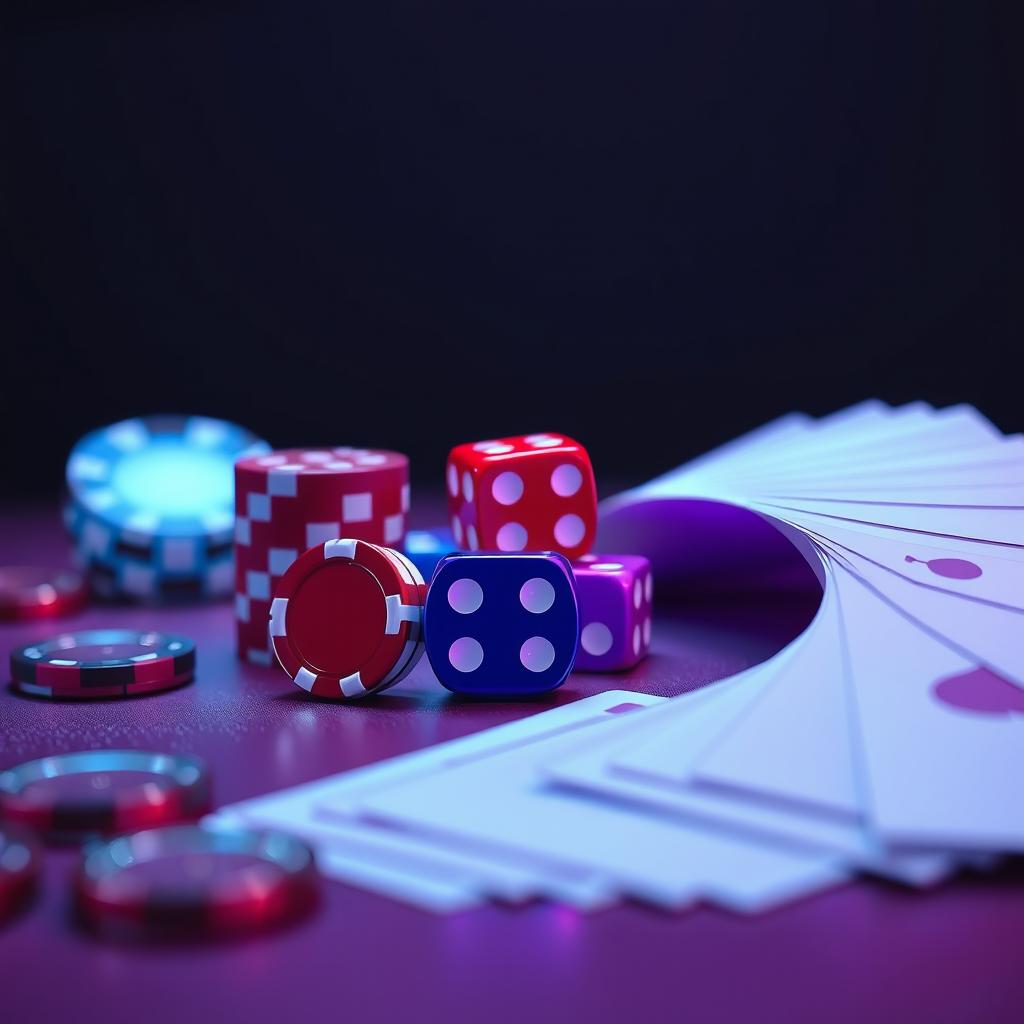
[339,672,367,698]
[324,539,358,560]
[67,453,110,483]
[385,594,422,634]
[294,666,317,692]
[14,681,52,696]
[81,488,117,513]
[186,416,230,447]
[106,419,148,451]
[270,597,288,636]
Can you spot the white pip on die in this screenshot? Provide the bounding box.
[572,554,653,671]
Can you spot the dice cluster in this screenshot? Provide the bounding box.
[431,433,653,695]
[257,433,653,699]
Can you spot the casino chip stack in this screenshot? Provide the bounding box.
[65,415,269,602]
[234,448,410,664]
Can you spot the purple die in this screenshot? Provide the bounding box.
[572,554,653,671]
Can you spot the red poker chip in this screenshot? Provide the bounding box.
[270,539,426,700]
[0,750,210,840]
[75,824,319,939]
[0,825,39,921]
[0,566,87,621]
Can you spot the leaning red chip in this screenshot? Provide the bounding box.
[0,750,211,840]
[0,566,87,621]
[75,824,319,938]
[270,539,425,699]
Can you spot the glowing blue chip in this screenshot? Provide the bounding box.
[65,416,270,600]
[67,415,269,539]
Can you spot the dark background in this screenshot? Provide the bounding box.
[2,0,1021,498]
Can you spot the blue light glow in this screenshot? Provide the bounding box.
[111,442,233,517]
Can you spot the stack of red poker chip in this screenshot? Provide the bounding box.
[234,448,410,664]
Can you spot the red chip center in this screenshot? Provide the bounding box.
[286,562,386,678]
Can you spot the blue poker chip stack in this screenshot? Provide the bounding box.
[64,415,270,602]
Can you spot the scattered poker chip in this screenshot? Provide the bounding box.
[75,824,319,938]
[270,539,426,700]
[9,629,196,698]
[0,566,87,621]
[65,415,268,601]
[0,750,210,840]
[0,825,40,922]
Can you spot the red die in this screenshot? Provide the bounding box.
[446,434,597,559]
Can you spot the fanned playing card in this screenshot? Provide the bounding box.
[218,401,1021,913]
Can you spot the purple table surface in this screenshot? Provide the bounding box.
[1,504,1022,1024]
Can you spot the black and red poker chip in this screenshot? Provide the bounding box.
[75,824,319,938]
[9,628,195,699]
[0,824,40,922]
[0,566,87,622]
[0,750,211,841]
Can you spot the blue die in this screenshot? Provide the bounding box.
[424,553,579,697]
